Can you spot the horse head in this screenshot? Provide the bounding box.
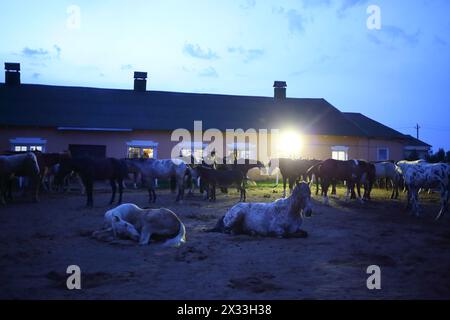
[25,152,40,176]
[111,215,140,241]
[292,182,313,217]
[54,157,74,186]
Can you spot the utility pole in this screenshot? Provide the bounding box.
[415,123,420,140]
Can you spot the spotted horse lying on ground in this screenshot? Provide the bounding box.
[92,203,186,246]
[208,182,313,238]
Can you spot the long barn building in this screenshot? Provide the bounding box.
[0,63,430,162]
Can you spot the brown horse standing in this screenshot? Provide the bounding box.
[55,156,128,207]
[319,159,375,204]
[269,158,321,197]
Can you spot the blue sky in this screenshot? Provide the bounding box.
[1,0,449,151]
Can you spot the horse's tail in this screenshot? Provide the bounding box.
[184,167,192,188]
[163,221,186,248]
[170,176,177,192]
[205,215,226,233]
[306,162,321,179]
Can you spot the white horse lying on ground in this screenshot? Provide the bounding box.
[93,203,186,246]
[208,182,313,238]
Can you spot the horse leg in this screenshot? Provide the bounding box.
[282,177,287,198]
[435,185,448,221]
[345,183,351,202]
[6,177,13,202]
[117,179,123,204]
[331,181,337,196]
[148,186,153,203]
[84,179,93,208]
[0,178,5,205]
[356,182,363,202]
[212,184,216,202]
[390,180,396,199]
[289,178,294,195]
[395,181,399,199]
[33,174,40,203]
[315,177,320,196]
[322,180,330,205]
[139,225,152,246]
[109,179,116,204]
[176,176,184,202]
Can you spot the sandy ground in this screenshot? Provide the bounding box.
[0,184,450,300]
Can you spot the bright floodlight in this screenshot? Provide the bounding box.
[279,130,303,159]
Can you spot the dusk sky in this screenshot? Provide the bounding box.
[1,0,449,151]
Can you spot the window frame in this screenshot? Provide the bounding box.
[10,137,47,152]
[126,140,159,159]
[331,146,349,161]
[377,147,390,161]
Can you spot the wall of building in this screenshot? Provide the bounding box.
[1,126,406,162]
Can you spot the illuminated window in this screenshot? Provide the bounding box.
[227,143,256,160]
[128,147,141,159]
[10,138,46,152]
[127,147,155,159]
[142,148,154,159]
[331,146,349,161]
[14,146,28,152]
[30,146,43,151]
[377,148,389,161]
[126,140,158,159]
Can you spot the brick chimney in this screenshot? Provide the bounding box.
[5,63,21,86]
[273,81,287,100]
[134,71,147,92]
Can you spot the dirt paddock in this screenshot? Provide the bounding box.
[1,184,450,300]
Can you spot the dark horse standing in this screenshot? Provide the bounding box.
[269,158,321,197]
[55,156,128,207]
[319,159,375,204]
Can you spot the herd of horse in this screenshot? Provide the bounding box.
[0,150,449,221]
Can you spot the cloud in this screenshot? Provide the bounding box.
[367,33,382,46]
[240,0,256,10]
[340,0,367,11]
[183,43,219,60]
[21,45,62,59]
[228,47,265,63]
[273,7,306,34]
[302,0,331,8]
[337,0,368,17]
[121,64,133,70]
[434,35,447,46]
[198,67,218,78]
[32,73,41,79]
[290,55,333,76]
[368,25,420,47]
[383,25,420,45]
[54,45,61,58]
[22,47,49,57]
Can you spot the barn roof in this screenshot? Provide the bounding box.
[0,83,429,146]
[343,113,431,147]
[402,135,432,147]
[342,112,406,139]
